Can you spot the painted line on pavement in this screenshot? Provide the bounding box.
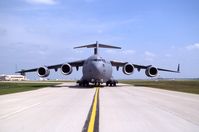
[82,87,100,132]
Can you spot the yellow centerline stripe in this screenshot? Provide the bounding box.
[87,87,99,132]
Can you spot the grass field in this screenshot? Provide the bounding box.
[1,80,199,95]
[0,82,61,95]
[120,80,199,94]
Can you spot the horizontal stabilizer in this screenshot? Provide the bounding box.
[74,41,121,54]
[74,43,121,49]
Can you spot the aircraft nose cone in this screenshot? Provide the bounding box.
[91,62,103,77]
[92,63,101,73]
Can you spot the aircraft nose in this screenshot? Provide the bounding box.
[91,62,103,76]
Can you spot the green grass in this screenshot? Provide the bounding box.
[0,82,60,95]
[120,80,199,94]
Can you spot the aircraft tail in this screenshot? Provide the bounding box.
[74,41,121,55]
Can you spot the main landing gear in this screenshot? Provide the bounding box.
[77,80,89,87]
[106,80,118,87]
[77,80,118,87]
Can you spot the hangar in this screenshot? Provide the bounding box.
[0,74,27,81]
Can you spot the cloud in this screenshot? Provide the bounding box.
[73,49,85,54]
[145,51,155,57]
[165,53,172,57]
[25,0,58,5]
[121,49,136,55]
[186,43,199,50]
[106,49,135,55]
[0,27,7,36]
[105,49,116,54]
[144,51,156,61]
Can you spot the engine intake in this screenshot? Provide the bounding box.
[123,63,134,75]
[61,63,72,75]
[37,66,50,77]
[145,66,158,77]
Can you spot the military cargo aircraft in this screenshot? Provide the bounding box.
[16,41,180,86]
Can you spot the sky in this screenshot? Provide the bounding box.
[0,0,199,80]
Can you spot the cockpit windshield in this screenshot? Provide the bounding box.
[92,59,101,61]
[92,59,106,62]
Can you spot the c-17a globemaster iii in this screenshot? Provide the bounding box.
[16,41,180,86]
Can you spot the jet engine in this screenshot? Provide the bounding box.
[123,63,134,75]
[61,63,73,75]
[37,66,50,77]
[145,66,158,77]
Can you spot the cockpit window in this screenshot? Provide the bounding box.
[92,59,102,61]
[92,59,106,63]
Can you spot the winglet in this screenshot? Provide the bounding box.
[177,64,180,73]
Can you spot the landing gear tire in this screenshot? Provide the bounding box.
[106,82,108,86]
[106,80,118,87]
[77,80,89,87]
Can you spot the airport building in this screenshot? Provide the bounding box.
[0,74,27,81]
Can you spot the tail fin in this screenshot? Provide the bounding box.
[74,41,121,55]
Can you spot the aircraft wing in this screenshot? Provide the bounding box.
[16,60,85,74]
[47,59,85,69]
[111,60,180,73]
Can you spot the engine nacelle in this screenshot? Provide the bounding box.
[37,66,50,77]
[145,66,158,77]
[123,63,134,75]
[61,63,72,75]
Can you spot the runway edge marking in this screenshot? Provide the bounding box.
[82,87,100,132]
[0,103,42,120]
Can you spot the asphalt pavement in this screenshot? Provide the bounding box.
[0,82,199,132]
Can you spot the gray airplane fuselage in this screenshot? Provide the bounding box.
[82,55,112,83]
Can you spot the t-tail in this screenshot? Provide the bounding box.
[74,41,121,55]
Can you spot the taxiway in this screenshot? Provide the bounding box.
[0,82,199,132]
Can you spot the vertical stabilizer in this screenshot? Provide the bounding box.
[94,41,99,55]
